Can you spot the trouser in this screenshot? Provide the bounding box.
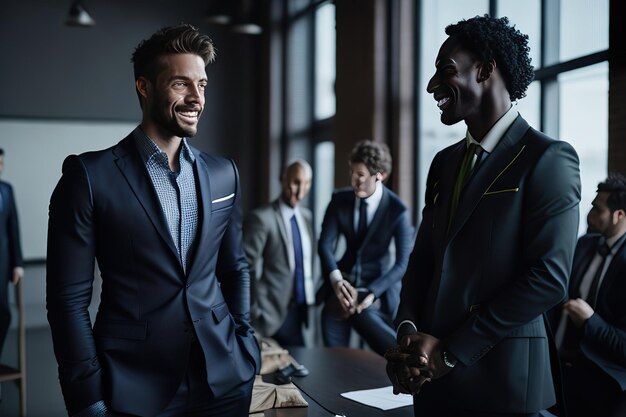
[272,303,306,347]
[321,296,396,356]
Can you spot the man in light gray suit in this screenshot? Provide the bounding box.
[243,160,315,347]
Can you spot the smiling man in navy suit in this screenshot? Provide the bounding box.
[47,24,259,417]
[386,15,581,416]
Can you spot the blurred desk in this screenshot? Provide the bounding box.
[263,347,413,417]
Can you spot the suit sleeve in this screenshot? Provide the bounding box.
[216,160,252,331]
[6,184,23,268]
[447,141,581,366]
[582,312,626,368]
[366,208,414,299]
[242,209,269,324]
[318,194,341,280]
[46,155,103,415]
[395,153,439,338]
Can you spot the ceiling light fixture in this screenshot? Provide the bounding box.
[65,1,95,27]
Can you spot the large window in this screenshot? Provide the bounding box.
[282,0,336,231]
[416,0,609,235]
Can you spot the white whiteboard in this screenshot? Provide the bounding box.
[0,119,138,260]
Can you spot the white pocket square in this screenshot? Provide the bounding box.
[212,193,235,204]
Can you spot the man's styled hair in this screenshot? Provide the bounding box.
[349,140,392,176]
[445,15,534,101]
[598,173,626,213]
[132,23,215,85]
[0,148,4,156]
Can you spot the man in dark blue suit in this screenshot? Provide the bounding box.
[386,16,581,416]
[317,140,414,356]
[46,24,259,417]
[554,174,626,417]
[0,148,24,359]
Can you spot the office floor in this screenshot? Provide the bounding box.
[0,325,66,417]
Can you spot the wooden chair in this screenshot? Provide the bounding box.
[0,280,26,417]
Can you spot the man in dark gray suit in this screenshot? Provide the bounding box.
[0,148,23,360]
[386,15,581,416]
[243,160,315,347]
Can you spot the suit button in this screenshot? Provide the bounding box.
[186,283,190,288]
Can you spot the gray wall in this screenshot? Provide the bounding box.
[0,0,262,327]
[0,0,260,196]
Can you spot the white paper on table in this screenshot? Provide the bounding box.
[340,386,413,410]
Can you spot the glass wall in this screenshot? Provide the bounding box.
[284,0,336,230]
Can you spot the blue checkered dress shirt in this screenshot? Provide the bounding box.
[133,128,198,273]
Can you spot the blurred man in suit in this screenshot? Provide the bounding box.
[0,148,23,359]
[554,174,626,417]
[317,140,413,357]
[243,160,315,347]
[386,15,581,416]
[47,24,259,417]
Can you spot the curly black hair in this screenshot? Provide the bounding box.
[445,15,534,101]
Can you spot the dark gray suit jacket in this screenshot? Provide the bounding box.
[46,132,260,416]
[243,199,315,337]
[567,233,626,391]
[397,116,581,413]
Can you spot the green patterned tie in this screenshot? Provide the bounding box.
[448,143,479,233]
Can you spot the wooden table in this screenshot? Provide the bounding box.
[262,347,413,417]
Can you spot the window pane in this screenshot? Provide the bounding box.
[315,2,336,120]
[287,15,312,134]
[497,0,541,68]
[559,62,608,235]
[418,0,488,216]
[289,0,311,16]
[560,0,609,62]
[314,141,335,233]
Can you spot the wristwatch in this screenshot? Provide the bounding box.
[442,350,458,368]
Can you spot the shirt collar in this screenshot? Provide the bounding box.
[606,230,626,253]
[279,198,299,218]
[466,105,519,153]
[133,126,196,167]
[361,180,383,207]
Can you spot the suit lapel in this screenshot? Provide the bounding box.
[570,237,598,299]
[272,200,292,267]
[186,150,212,278]
[432,140,465,248]
[113,135,179,259]
[596,237,626,304]
[447,116,531,241]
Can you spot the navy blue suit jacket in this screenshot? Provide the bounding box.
[46,132,260,416]
[0,180,22,281]
[0,180,23,353]
[568,233,626,390]
[317,186,414,319]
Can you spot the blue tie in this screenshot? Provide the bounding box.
[290,215,306,305]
